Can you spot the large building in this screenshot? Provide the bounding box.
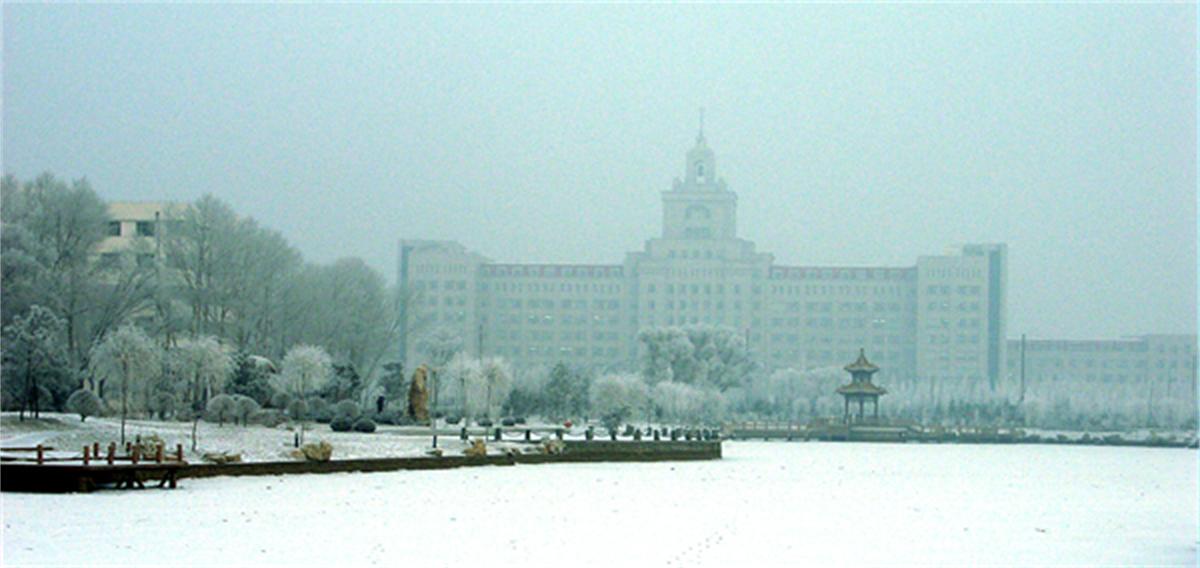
[398,132,1007,386]
[1005,334,1197,388]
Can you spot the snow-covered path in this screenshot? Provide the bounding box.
[2,442,1195,567]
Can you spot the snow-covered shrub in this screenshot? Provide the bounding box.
[353,417,377,433]
[308,397,333,423]
[286,398,309,422]
[269,391,292,410]
[445,415,462,425]
[394,414,417,426]
[334,399,361,420]
[372,410,397,425]
[252,409,285,427]
[233,394,261,426]
[591,373,650,431]
[66,389,102,422]
[206,394,237,426]
[148,391,179,420]
[330,415,354,432]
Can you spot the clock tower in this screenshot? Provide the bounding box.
[662,128,738,240]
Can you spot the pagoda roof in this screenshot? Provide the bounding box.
[837,382,888,396]
[844,349,880,373]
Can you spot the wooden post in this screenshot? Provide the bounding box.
[92,442,100,456]
[83,445,91,466]
[176,444,184,462]
[524,429,531,442]
[493,427,501,442]
[155,444,164,463]
[107,443,116,465]
[36,444,44,465]
[131,447,140,465]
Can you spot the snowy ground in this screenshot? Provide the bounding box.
[3,442,1195,567]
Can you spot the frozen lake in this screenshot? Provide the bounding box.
[3,442,1195,566]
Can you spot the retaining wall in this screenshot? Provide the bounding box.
[181,440,722,480]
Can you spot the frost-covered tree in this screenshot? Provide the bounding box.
[652,381,702,425]
[66,388,102,422]
[504,364,549,419]
[767,368,805,420]
[170,336,234,448]
[89,324,160,444]
[638,325,755,391]
[543,362,590,420]
[480,357,513,421]
[233,394,261,426]
[797,366,845,419]
[273,344,333,444]
[591,373,649,432]
[172,337,235,409]
[440,352,482,418]
[227,354,275,405]
[2,174,156,378]
[2,305,69,419]
[206,394,237,426]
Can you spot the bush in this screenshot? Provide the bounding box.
[445,416,462,425]
[395,414,416,426]
[269,391,292,410]
[353,417,377,433]
[233,395,261,426]
[206,394,238,426]
[334,399,361,420]
[307,397,332,421]
[252,409,285,427]
[476,418,493,427]
[330,415,354,432]
[66,389,103,422]
[500,417,517,427]
[286,399,309,421]
[373,410,398,425]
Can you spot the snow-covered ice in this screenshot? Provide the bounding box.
[2,442,1194,566]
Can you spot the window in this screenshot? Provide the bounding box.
[136,221,155,237]
[107,221,122,236]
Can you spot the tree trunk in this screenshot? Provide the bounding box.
[120,359,129,446]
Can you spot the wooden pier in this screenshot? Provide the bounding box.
[1,442,187,493]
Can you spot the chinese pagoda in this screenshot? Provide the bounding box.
[837,349,887,424]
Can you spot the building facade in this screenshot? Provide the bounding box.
[399,132,1008,386]
[1005,334,1197,388]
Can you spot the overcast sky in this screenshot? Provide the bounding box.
[3,4,1195,340]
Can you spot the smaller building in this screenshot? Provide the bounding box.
[837,349,887,423]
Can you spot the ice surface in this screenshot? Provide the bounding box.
[2,442,1195,566]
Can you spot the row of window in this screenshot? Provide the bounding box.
[108,220,157,238]
[925,285,982,295]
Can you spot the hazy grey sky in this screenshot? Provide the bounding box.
[3,4,1195,340]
